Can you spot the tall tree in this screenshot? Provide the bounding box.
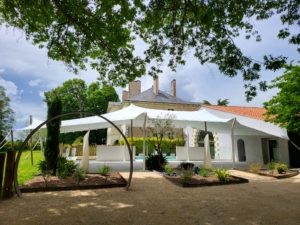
[44,79,87,119]
[1,1,299,100]
[44,79,119,145]
[263,63,300,133]
[0,85,15,140]
[45,96,62,174]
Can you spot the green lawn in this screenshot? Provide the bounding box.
[17,150,44,185]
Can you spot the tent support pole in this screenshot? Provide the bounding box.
[142,113,147,171]
[131,120,133,160]
[231,118,236,169]
[30,115,33,166]
[11,130,14,151]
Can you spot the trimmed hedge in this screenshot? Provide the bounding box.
[119,137,185,155]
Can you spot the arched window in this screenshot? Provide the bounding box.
[237,139,246,162]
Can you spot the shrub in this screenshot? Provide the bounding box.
[214,168,230,182]
[37,159,48,173]
[56,156,77,178]
[248,161,263,173]
[120,137,185,155]
[199,168,210,177]
[180,167,193,184]
[275,163,289,174]
[73,168,87,184]
[37,160,52,187]
[72,136,84,146]
[179,162,195,170]
[146,155,168,171]
[65,160,77,174]
[164,164,175,175]
[267,160,276,170]
[56,156,68,178]
[98,164,112,176]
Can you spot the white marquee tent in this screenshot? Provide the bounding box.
[17,104,289,169]
[17,104,288,139]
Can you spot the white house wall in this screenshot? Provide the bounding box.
[217,133,232,159]
[234,135,263,162]
[217,133,289,164]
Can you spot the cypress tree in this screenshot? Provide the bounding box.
[45,96,62,175]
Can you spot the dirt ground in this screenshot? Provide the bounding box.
[1,170,300,225]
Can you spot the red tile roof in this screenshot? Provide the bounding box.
[202,105,266,120]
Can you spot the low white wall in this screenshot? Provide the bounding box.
[189,147,205,161]
[96,145,136,161]
[176,147,204,161]
[176,147,188,161]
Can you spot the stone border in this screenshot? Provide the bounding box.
[20,172,127,193]
[153,171,249,188]
[234,169,299,179]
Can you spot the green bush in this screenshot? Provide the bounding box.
[145,155,167,171]
[275,163,289,174]
[99,164,112,176]
[164,164,175,175]
[214,168,230,182]
[56,156,77,178]
[180,168,193,183]
[37,159,48,173]
[120,137,185,155]
[179,162,195,170]
[199,168,210,177]
[37,160,52,186]
[73,168,87,184]
[267,160,276,170]
[248,161,263,173]
[72,136,83,146]
[65,160,77,174]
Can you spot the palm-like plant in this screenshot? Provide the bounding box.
[203,99,229,106]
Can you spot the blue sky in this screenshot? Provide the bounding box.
[0,15,298,130]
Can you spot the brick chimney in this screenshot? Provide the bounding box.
[171,79,176,97]
[129,80,141,98]
[122,90,129,102]
[153,77,159,95]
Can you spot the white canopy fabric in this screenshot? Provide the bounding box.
[16,104,288,139]
[204,134,212,169]
[17,118,45,131]
[80,130,90,171]
[201,107,289,139]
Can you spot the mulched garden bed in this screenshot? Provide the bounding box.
[234,169,299,179]
[154,170,249,188]
[20,172,127,193]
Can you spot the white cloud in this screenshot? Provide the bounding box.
[11,101,46,129]
[19,90,24,95]
[0,77,18,97]
[29,79,42,86]
[39,91,45,98]
[0,69,4,74]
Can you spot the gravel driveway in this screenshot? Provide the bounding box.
[0,170,300,225]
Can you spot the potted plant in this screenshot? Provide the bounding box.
[63,144,71,157]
